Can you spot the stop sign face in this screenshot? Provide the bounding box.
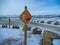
[20,8,32,24]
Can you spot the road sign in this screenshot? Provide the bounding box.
[20,6,32,24]
[19,6,32,45]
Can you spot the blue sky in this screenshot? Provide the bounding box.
[0,0,60,15]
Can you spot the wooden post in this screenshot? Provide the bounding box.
[9,18,10,28]
[24,24,27,45]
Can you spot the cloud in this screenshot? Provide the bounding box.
[0,0,60,15]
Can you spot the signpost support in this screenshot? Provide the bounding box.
[24,24,27,45]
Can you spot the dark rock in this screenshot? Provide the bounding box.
[32,27,42,34]
[54,21,59,25]
[12,25,19,29]
[40,21,44,23]
[2,24,7,28]
[47,21,51,24]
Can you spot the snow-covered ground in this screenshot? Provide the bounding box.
[53,39,60,45]
[30,17,60,27]
[0,24,60,45]
[0,25,43,45]
[29,25,60,45]
[0,17,60,45]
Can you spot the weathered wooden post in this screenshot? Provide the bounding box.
[23,24,28,45]
[9,18,10,28]
[19,6,32,45]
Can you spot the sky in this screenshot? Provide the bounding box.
[0,0,60,15]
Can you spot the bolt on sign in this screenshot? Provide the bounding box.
[19,6,32,24]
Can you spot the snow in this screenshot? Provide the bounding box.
[30,17,60,45]
[0,27,24,45]
[0,26,42,45]
[0,17,60,45]
[53,39,60,45]
[30,17,60,27]
[0,27,23,40]
[27,34,42,45]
